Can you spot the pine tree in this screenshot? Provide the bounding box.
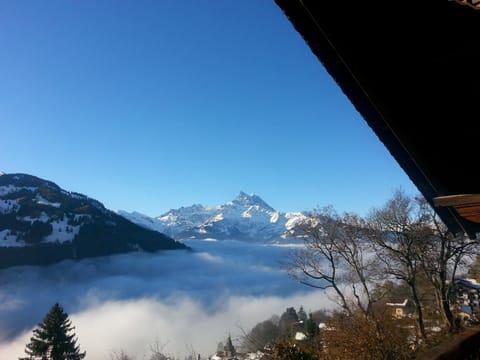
[224,334,236,357]
[20,302,86,360]
[304,313,319,339]
[297,306,308,323]
[279,307,299,338]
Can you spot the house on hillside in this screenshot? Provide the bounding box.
[386,299,415,319]
[450,278,480,321]
[295,331,307,341]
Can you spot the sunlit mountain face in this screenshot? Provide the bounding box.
[119,191,308,243]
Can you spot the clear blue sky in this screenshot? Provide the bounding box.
[0,0,418,217]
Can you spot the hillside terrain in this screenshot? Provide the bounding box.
[0,173,188,269]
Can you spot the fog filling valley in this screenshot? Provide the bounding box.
[0,240,334,359]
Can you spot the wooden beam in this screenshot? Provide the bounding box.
[434,194,480,224]
[433,194,480,207]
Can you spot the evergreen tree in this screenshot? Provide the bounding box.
[279,307,299,338]
[224,334,236,357]
[304,313,319,339]
[297,306,308,323]
[20,302,86,360]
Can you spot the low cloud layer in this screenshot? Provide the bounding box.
[0,240,334,359]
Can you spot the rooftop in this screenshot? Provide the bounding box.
[274,0,480,239]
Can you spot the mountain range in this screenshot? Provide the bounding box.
[0,171,309,270]
[118,191,307,243]
[0,173,188,269]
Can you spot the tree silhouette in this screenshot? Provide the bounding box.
[224,334,236,357]
[20,302,86,360]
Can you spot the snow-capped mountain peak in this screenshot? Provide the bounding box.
[119,192,307,243]
[228,191,275,212]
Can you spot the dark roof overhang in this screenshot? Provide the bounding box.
[274,0,480,239]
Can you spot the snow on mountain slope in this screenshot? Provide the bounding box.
[0,172,188,269]
[119,192,307,242]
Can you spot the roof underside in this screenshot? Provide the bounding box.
[274,0,480,239]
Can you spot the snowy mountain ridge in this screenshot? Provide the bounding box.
[118,191,307,243]
[0,172,188,269]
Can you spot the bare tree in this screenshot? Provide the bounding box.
[149,340,172,360]
[367,189,429,341]
[109,349,134,360]
[184,342,201,360]
[237,316,280,352]
[108,340,176,360]
[286,206,383,319]
[415,196,479,332]
[321,307,416,360]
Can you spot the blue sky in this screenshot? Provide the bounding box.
[0,0,418,217]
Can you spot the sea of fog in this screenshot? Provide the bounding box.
[0,239,334,359]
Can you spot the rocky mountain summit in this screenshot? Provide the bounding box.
[119,191,307,242]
